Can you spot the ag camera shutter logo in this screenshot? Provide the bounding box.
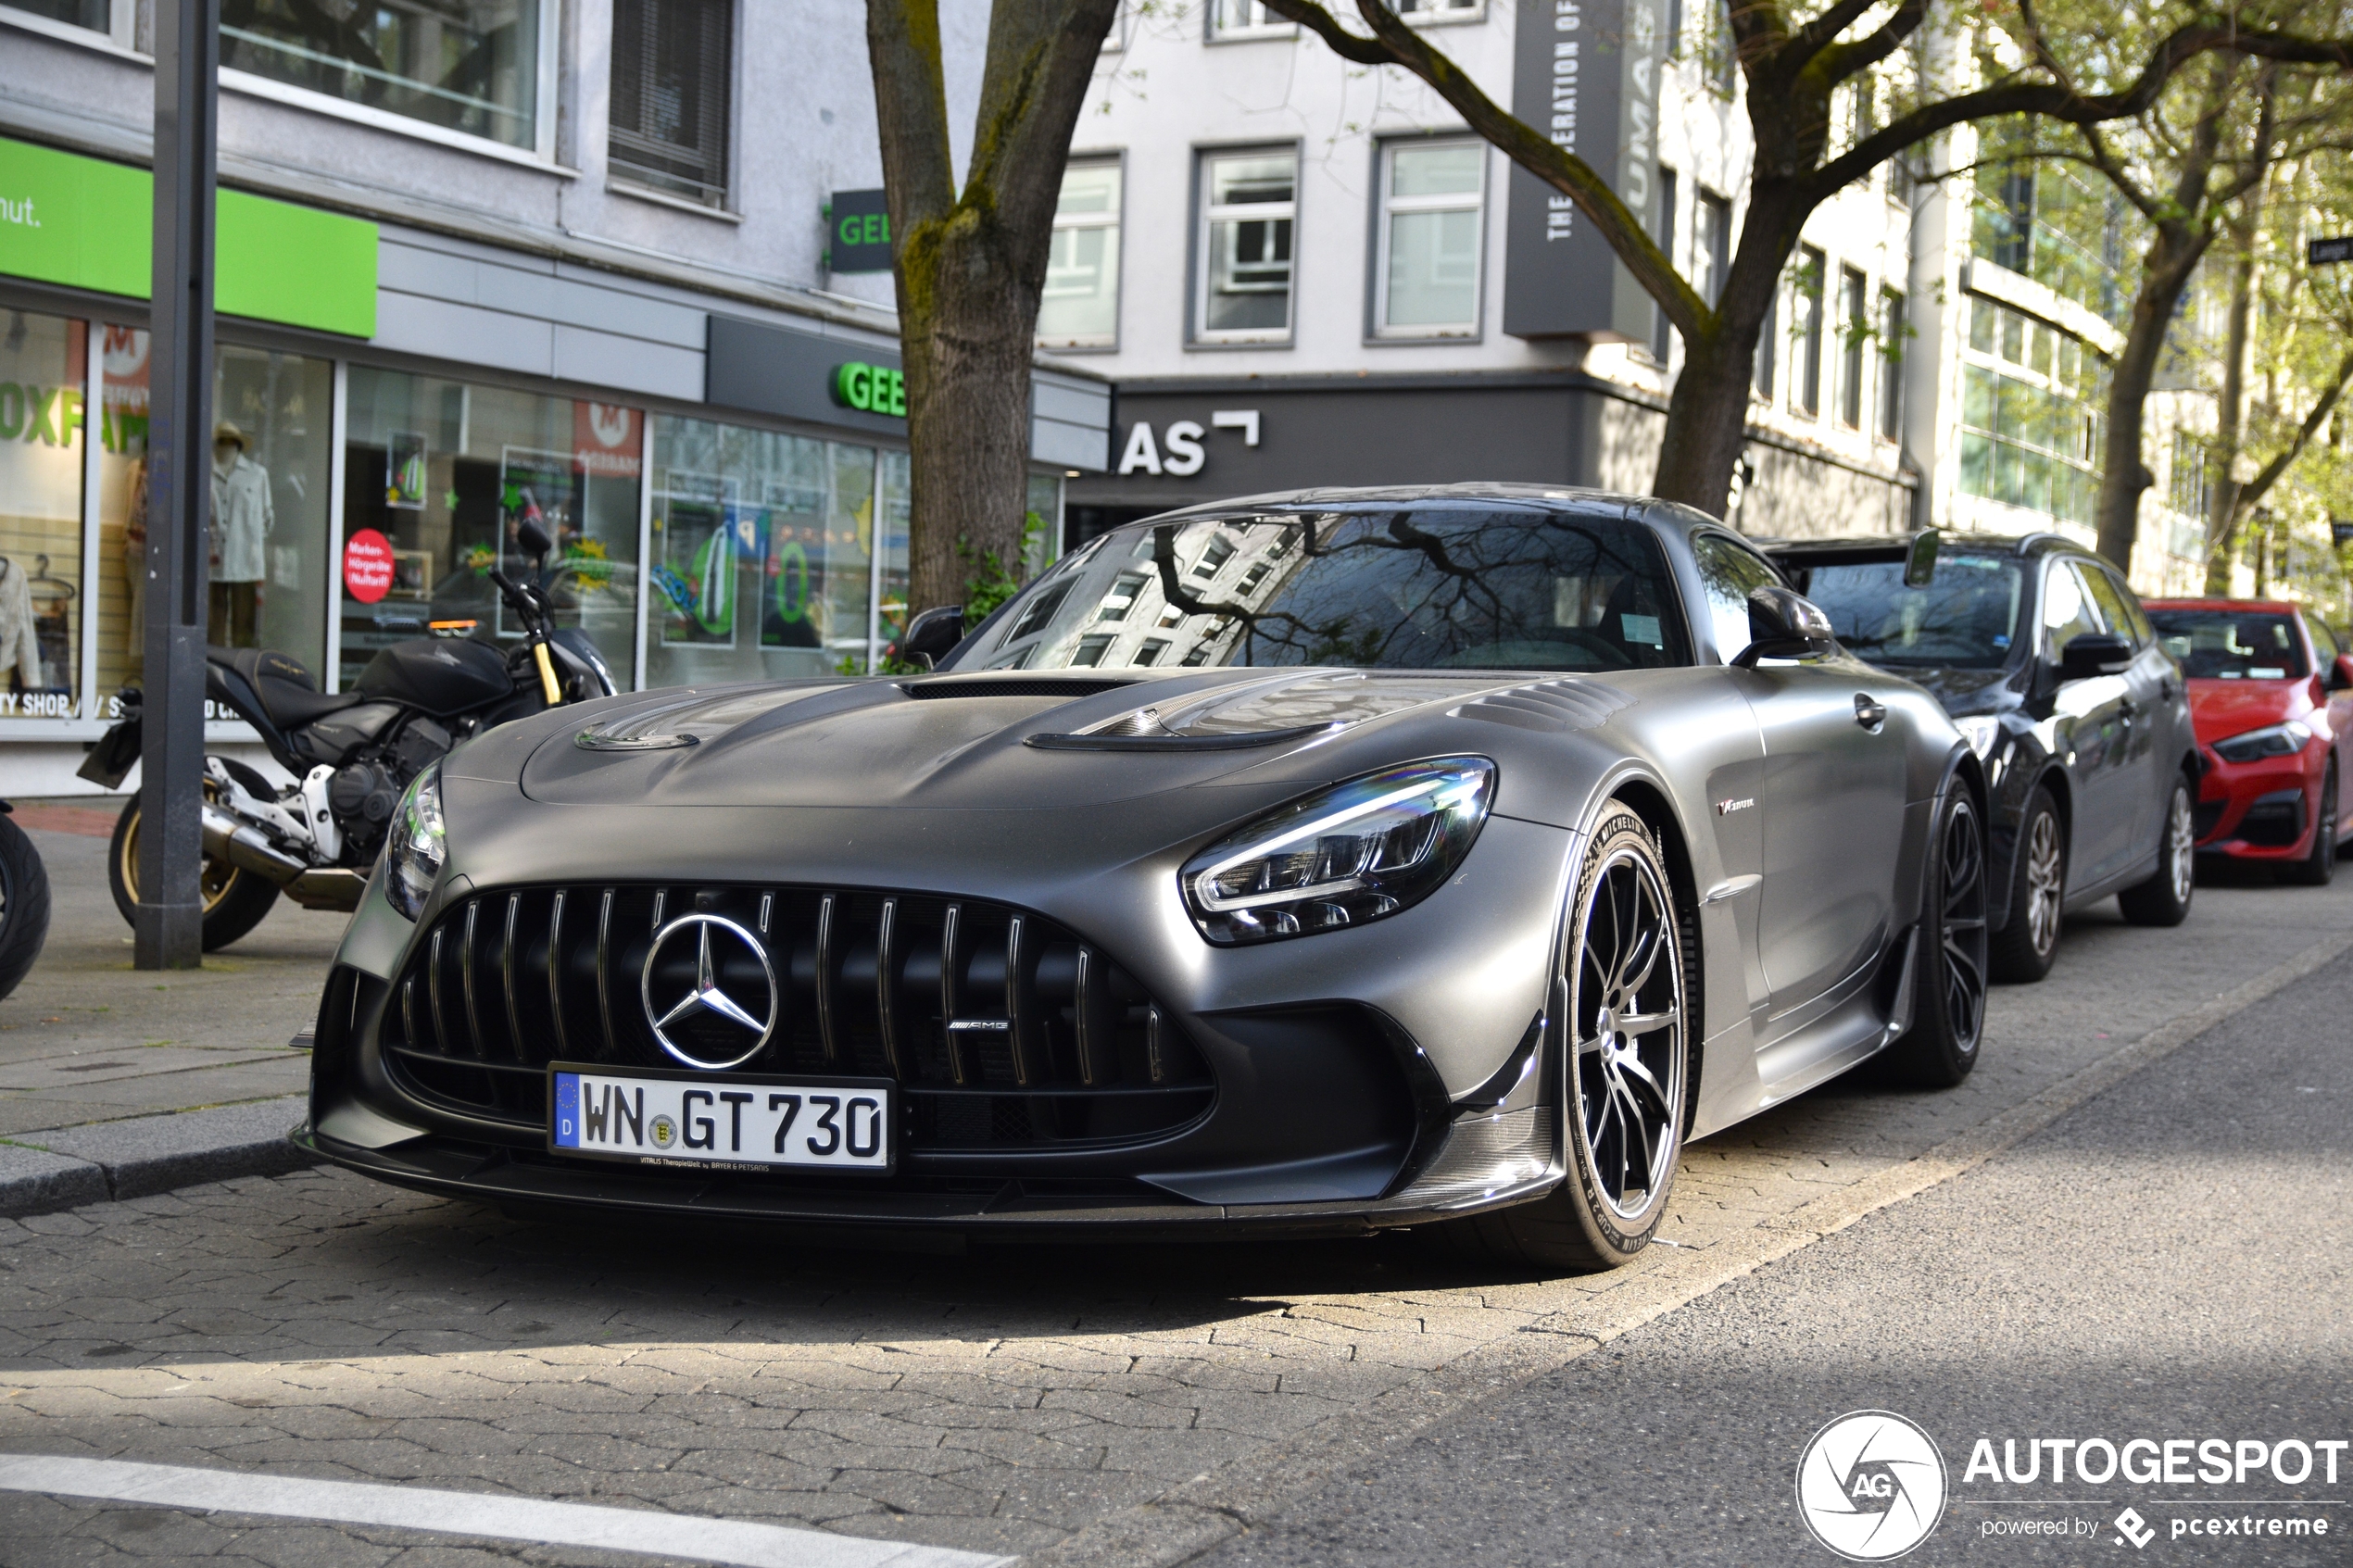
[1796,1411,1948,1560]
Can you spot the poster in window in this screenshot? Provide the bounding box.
[386,432,427,509]
[495,446,580,640]
[655,470,737,646]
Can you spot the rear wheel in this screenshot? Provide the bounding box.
[1885,787,1987,1087]
[2119,777,2196,926]
[2282,763,2338,887]
[1988,787,2064,984]
[1434,804,1690,1273]
[0,811,51,1001]
[108,788,279,952]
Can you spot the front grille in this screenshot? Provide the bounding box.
[381,884,1214,1151]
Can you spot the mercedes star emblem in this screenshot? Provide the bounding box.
[639,914,778,1070]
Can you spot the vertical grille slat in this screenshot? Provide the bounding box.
[547,891,570,1060]
[384,883,1214,1149]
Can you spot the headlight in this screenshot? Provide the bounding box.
[2212,720,2311,763]
[383,765,447,921]
[1954,715,2000,760]
[1180,758,1493,945]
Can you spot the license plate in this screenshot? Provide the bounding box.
[547,1063,894,1174]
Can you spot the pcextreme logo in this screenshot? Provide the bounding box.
[1796,1411,1949,1561]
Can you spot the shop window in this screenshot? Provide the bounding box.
[1838,265,1868,429]
[1378,139,1484,338]
[221,0,545,151]
[1038,159,1123,349]
[610,0,734,207]
[643,418,916,685]
[1198,149,1297,343]
[0,309,83,721]
[341,370,640,691]
[6,1,108,30]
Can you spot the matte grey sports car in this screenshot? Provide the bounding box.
[301,486,1988,1271]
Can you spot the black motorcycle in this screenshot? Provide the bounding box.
[0,801,50,1000]
[82,519,614,950]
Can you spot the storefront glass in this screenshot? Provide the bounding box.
[94,332,334,704]
[0,307,83,721]
[342,369,640,691]
[644,417,912,684]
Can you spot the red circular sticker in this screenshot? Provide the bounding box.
[344,528,395,604]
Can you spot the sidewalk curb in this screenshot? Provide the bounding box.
[0,1098,316,1217]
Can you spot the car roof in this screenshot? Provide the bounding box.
[1758,529,2087,559]
[2142,597,2306,613]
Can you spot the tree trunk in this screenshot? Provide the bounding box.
[1651,193,1791,518]
[2095,223,2208,572]
[2203,222,2263,595]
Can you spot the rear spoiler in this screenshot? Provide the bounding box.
[1761,529,1940,591]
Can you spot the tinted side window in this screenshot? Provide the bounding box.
[2040,561,2106,661]
[1692,534,1785,663]
[2306,615,2340,661]
[2081,566,2144,646]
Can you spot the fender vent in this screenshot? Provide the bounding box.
[1449,679,1631,734]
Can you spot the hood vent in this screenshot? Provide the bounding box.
[904,677,1139,700]
[1451,679,1632,734]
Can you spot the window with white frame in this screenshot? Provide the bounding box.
[1377,139,1484,337]
[1793,246,1826,417]
[1879,288,1906,440]
[1694,191,1730,307]
[1198,149,1298,343]
[221,0,547,151]
[1651,167,1679,361]
[6,1,107,31]
[1038,159,1123,348]
[1209,1,1293,39]
[1838,265,1868,428]
[1391,0,1485,19]
[610,0,734,207]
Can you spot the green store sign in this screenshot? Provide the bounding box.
[0,135,378,338]
[831,360,906,418]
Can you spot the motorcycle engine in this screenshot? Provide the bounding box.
[328,762,404,858]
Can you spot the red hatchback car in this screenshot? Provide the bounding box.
[2144,599,2353,884]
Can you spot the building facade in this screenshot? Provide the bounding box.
[0,0,1110,793]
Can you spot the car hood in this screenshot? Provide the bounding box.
[518,669,1536,810]
[2186,676,2312,743]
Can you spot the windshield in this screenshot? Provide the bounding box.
[953,509,1692,673]
[2147,609,2309,679]
[1798,553,2024,671]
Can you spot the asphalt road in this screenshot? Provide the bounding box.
[0,867,2346,1567]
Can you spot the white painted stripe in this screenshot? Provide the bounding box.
[0,1455,1011,1568]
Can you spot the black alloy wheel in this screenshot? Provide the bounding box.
[1988,786,2064,984]
[1436,804,1690,1273]
[0,811,50,1001]
[2119,776,2197,926]
[2284,763,2338,887]
[1888,787,1988,1087]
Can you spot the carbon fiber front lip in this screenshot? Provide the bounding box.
[292,1122,1560,1239]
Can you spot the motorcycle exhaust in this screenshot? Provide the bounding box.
[200,805,366,913]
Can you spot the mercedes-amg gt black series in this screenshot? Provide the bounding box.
[301,487,1988,1273]
[1765,531,2199,984]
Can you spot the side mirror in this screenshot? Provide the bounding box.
[2332,654,2353,693]
[1903,529,1941,588]
[893,604,966,671]
[2057,632,2133,683]
[1732,585,1836,668]
[514,516,553,569]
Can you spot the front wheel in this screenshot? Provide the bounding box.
[0,811,52,1000]
[1434,804,1691,1273]
[2281,763,2337,887]
[108,790,279,952]
[1885,786,1988,1088]
[2118,777,2196,927]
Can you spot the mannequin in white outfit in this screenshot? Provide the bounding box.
[208,420,272,647]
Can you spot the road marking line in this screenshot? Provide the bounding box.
[0,1455,1012,1568]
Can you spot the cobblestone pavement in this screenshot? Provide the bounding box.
[0,819,336,1137]
[0,872,2346,1566]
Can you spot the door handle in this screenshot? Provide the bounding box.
[1855,694,1887,732]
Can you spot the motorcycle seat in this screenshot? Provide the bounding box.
[207,646,365,728]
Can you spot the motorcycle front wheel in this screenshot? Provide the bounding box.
[108,785,279,952]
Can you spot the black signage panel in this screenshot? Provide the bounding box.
[1503,0,1665,342]
[706,316,906,437]
[828,189,894,273]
